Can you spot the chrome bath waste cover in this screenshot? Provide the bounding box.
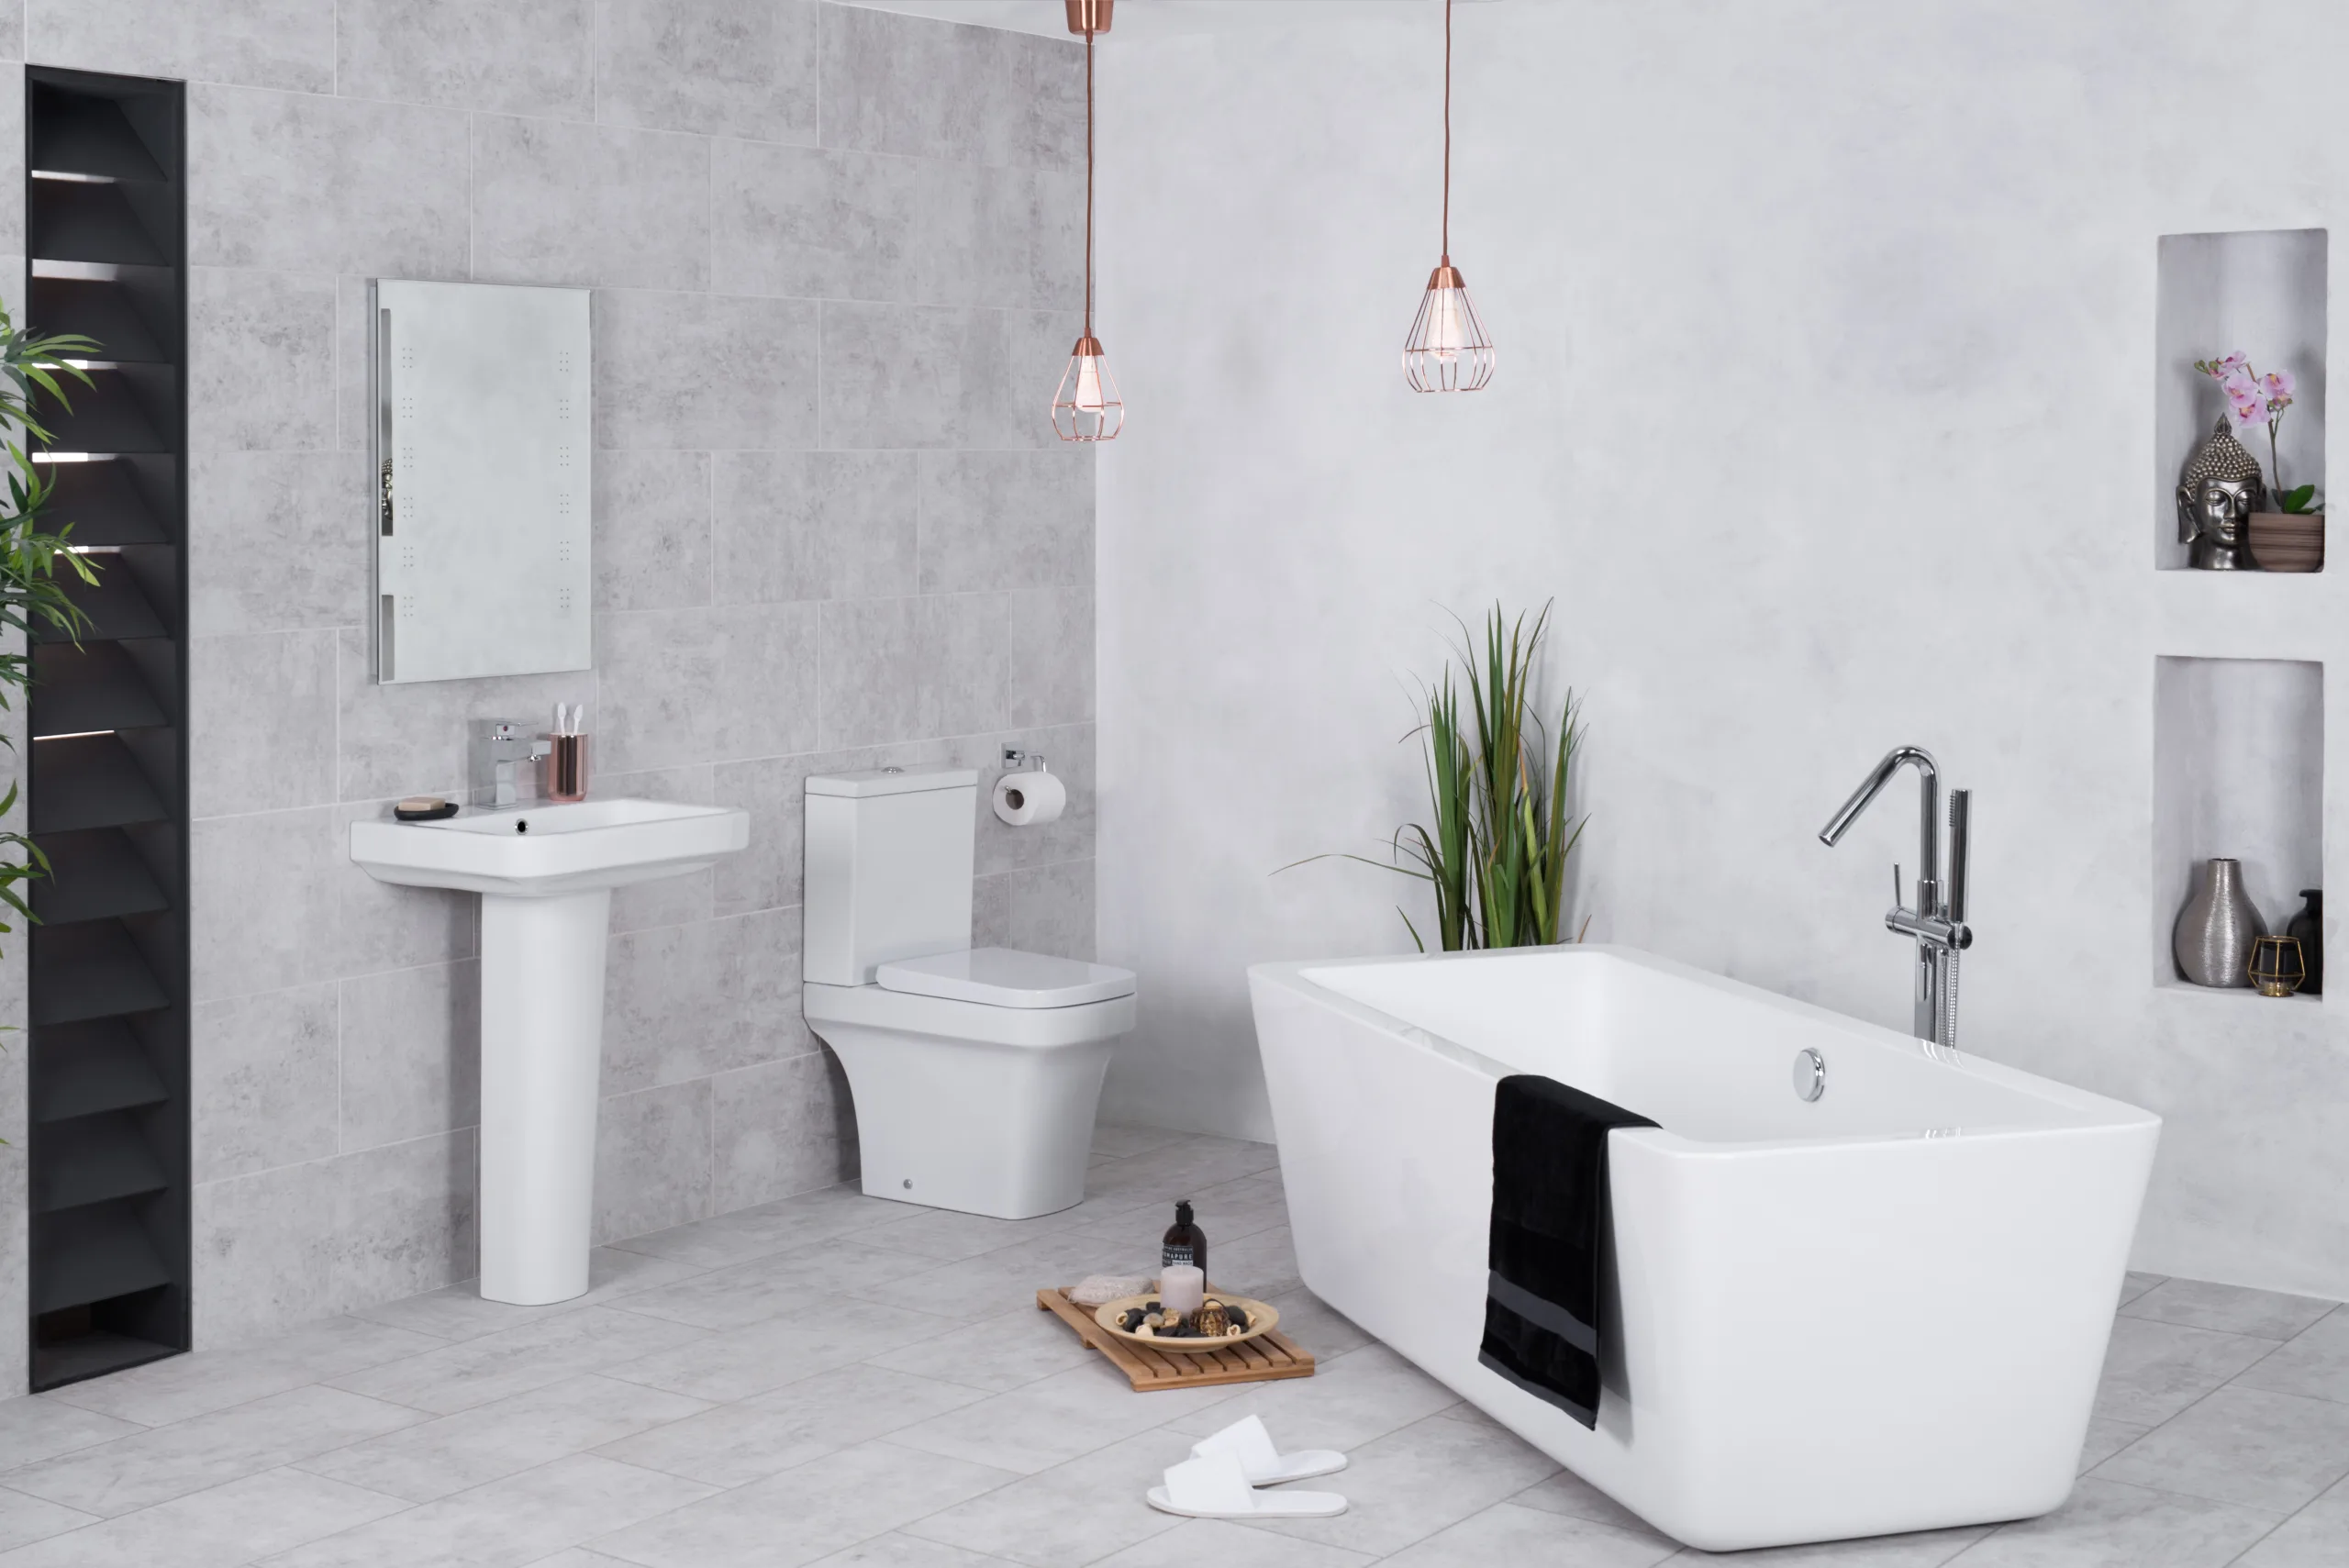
[1792,1048,1826,1102]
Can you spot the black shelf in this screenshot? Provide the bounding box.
[27,276,171,363]
[30,82,168,181]
[36,571,164,645]
[37,365,173,456]
[34,1020,167,1124]
[30,641,170,735]
[29,829,168,926]
[31,733,168,833]
[27,64,192,1392]
[28,919,169,1026]
[28,180,171,267]
[40,457,173,546]
[33,1112,170,1214]
[31,1202,171,1316]
[31,1329,177,1391]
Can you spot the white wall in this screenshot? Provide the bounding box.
[1095,0,2349,1297]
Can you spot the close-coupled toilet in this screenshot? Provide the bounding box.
[800,765,1137,1219]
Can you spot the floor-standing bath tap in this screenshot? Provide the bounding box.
[1819,746,1972,1055]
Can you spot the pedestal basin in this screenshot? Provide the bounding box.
[351,798,750,1305]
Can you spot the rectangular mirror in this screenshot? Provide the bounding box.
[373,278,591,684]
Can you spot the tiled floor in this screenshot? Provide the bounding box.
[0,1129,2343,1565]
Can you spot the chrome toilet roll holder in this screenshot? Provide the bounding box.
[1002,746,1050,772]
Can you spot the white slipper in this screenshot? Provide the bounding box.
[1190,1413,1348,1485]
[1146,1451,1347,1519]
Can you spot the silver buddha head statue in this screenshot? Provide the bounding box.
[2176,417,2266,570]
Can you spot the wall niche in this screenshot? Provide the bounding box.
[2152,655,2322,995]
[2154,228,2327,572]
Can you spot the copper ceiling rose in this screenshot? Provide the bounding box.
[1052,0,1123,440]
[1401,0,1494,392]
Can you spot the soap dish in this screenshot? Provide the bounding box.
[395,797,460,821]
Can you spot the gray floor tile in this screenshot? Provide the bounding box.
[2233,1307,2349,1405]
[1509,1466,1672,1538]
[865,1302,1102,1393]
[2077,1416,2150,1473]
[606,1184,907,1271]
[856,1206,1086,1263]
[1195,1225,1303,1301]
[327,1307,707,1416]
[1382,1501,1678,1566]
[0,1488,96,1554]
[2234,1493,2349,1564]
[899,1428,1188,1566]
[0,1467,406,1568]
[1237,1409,1560,1557]
[1089,1124,1196,1159]
[253,1453,716,1568]
[588,1438,1016,1568]
[595,1362,986,1486]
[855,1229,1159,1318]
[40,1317,447,1429]
[1672,1520,1991,1563]
[0,1399,146,1471]
[1079,1137,1280,1204]
[1156,1342,1461,1453]
[615,1242,942,1332]
[888,1360,1240,1476]
[1944,1477,2280,1565]
[1260,1287,1375,1359]
[2090,1385,2349,1512]
[0,1385,428,1518]
[602,1295,951,1403]
[2119,1280,2338,1341]
[804,1536,1019,1568]
[350,1249,707,1342]
[2119,1273,2166,1307]
[296,1373,710,1503]
[1090,1518,1376,1566]
[2091,1316,2276,1426]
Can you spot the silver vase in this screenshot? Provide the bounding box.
[2174,858,2264,987]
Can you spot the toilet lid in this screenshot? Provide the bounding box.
[875,947,1138,1009]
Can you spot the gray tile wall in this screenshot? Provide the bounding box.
[0,0,1096,1363]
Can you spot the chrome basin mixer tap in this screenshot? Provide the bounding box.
[1819,746,1973,1056]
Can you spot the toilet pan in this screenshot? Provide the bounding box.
[805,947,1137,1219]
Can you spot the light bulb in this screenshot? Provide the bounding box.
[1052,335,1123,442]
[1401,264,1493,393]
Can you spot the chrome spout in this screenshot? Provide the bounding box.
[1820,746,1971,1056]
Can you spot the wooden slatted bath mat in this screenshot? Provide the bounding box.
[1038,1285,1317,1391]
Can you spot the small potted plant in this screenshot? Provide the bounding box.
[2195,351,2323,570]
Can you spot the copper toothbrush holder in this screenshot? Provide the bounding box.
[546,734,589,803]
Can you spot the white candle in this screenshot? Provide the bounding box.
[1161,1264,1205,1317]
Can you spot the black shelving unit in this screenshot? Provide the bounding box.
[24,66,189,1390]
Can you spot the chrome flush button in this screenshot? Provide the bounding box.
[1792,1048,1826,1102]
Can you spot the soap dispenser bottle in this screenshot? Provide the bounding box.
[1162,1200,1207,1279]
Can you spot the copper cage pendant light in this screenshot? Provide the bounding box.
[1053,0,1123,441]
[1401,0,1494,393]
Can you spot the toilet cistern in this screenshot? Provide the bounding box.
[1819,746,1973,1055]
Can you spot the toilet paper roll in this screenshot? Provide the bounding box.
[993,770,1066,826]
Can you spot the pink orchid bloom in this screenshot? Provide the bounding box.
[2221,372,2265,409]
[2263,369,2296,406]
[2203,350,2250,378]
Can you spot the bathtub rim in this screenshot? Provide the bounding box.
[1251,942,2161,1155]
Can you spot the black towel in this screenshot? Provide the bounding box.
[1478,1073,1656,1429]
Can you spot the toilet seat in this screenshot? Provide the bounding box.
[877,946,1136,1009]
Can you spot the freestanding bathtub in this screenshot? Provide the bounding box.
[1249,945,2160,1552]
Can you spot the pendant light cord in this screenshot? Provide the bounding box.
[1085,27,1097,337]
[1440,0,1452,263]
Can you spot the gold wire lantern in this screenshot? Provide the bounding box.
[2249,934,2307,996]
[1052,0,1124,441]
[1401,0,1494,393]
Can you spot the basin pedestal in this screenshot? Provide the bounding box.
[479,888,612,1306]
[347,796,751,1307]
